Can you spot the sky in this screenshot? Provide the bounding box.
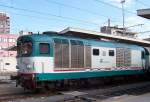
[0,0,149,38]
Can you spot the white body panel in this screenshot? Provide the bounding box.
[17,57,54,73]
[131,50,144,69]
[92,47,116,70]
[17,49,144,74]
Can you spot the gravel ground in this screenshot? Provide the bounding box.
[0,81,23,95]
[1,80,150,102]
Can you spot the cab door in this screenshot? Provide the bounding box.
[92,47,100,68]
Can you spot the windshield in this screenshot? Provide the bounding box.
[17,42,32,57]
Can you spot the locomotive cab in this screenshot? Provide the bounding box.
[16,35,53,89]
[17,37,33,73]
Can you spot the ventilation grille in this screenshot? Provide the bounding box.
[116,48,131,67]
[54,39,91,70]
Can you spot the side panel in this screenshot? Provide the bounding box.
[62,44,70,68]
[91,47,116,69]
[116,48,124,67]
[85,45,91,68]
[131,50,143,69]
[116,48,131,67]
[91,47,100,68]
[54,43,70,69]
[17,57,54,73]
[54,43,62,68]
[54,39,91,71]
[71,44,79,68]
[36,70,145,81]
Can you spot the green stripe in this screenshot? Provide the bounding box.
[35,70,145,81]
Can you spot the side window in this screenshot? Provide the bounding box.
[54,38,61,44]
[70,40,77,45]
[93,49,99,56]
[70,40,83,45]
[54,38,69,44]
[62,39,69,44]
[77,41,84,45]
[109,50,114,56]
[141,51,145,59]
[39,43,50,54]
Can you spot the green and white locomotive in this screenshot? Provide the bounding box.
[16,28,150,90]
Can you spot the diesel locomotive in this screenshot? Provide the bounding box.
[16,29,150,90]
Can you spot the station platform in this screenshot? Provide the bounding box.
[102,93,150,102]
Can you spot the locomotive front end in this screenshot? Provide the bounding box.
[16,35,53,90]
[16,36,36,89]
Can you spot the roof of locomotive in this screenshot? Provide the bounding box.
[17,33,145,51]
[17,34,51,42]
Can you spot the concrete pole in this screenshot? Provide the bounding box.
[121,0,125,36]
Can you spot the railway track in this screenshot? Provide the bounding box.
[61,81,150,102]
[0,80,59,102]
[1,79,150,102]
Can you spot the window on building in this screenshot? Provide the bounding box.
[10,54,13,56]
[109,50,114,56]
[1,38,3,42]
[5,63,10,65]
[3,38,7,42]
[12,39,16,42]
[8,38,13,42]
[93,49,99,56]
[2,46,6,49]
[39,43,50,54]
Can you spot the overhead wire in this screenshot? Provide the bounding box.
[94,0,137,15]
[0,3,102,26]
[2,0,141,31]
[44,0,120,21]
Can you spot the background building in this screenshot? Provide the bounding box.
[0,12,10,34]
[101,26,137,38]
[0,34,18,72]
[0,34,17,57]
[0,12,18,73]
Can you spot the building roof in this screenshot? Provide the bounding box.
[101,26,137,35]
[59,27,150,47]
[4,45,17,51]
[137,8,150,19]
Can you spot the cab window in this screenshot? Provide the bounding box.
[20,42,32,56]
[39,43,50,54]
